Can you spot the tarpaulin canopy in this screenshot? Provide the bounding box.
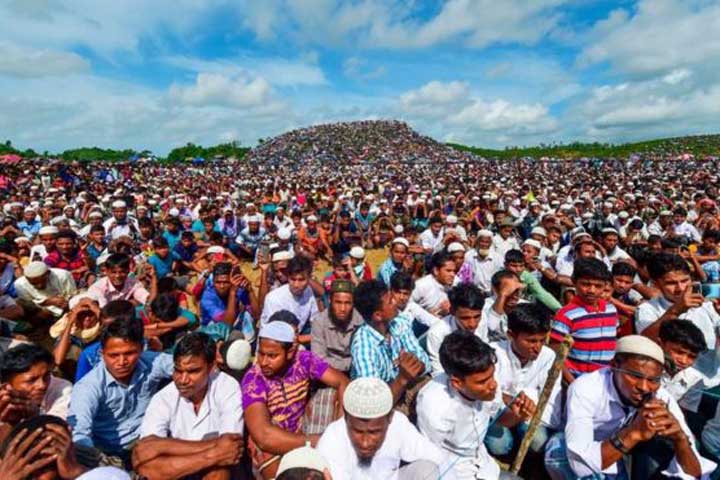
[0,154,22,164]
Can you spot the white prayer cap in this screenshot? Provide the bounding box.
[277,228,291,241]
[136,204,148,211]
[343,377,393,419]
[88,211,104,219]
[277,445,329,477]
[306,215,318,222]
[167,208,179,217]
[207,246,224,254]
[76,466,131,480]
[14,236,30,244]
[615,335,664,365]
[148,200,158,206]
[447,242,465,253]
[446,214,458,224]
[349,246,366,260]
[38,226,59,235]
[391,237,409,248]
[393,224,404,234]
[477,229,494,238]
[618,211,630,219]
[523,239,543,251]
[258,321,295,344]
[272,250,294,262]
[199,196,209,201]
[23,206,35,213]
[24,261,48,278]
[111,200,127,209]
[531,227,547,237]
[224,339,252,371]
[601,227,619,235]
[247,214,261,223]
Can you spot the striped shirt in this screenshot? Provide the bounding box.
[350,313,430,383]
[550,297,618,374]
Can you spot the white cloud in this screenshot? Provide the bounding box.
[0,42,89,77]
[342,57,386,80]
[579,0,720,76]
[169,73,273,109]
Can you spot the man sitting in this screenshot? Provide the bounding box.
[545,335,715,479]
[68,315,174,469]
[79,253,150,308]
[134,332,244,480]
[318,377,449,479]
[242,321,349,479]
[410,251,457,322]
[14,260,76,321]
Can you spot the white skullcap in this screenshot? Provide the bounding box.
[394,224,404,234]
[447,242,465,253]
[24,261,48,278]
[523,239,543,251]
[23,206,35,213]
[272,250,294,262]
[14,236,30,244]
[207,246,224,254]
[168,208,180,217]
[258,321,295,344]
[277,445,329,476]
[618,211,630,219]
[148,200,158,206]
[531,227,547,237]
[477,229,494,238]
[446,214,458,224]
[615,335,664,365]
[601,227,619,235]
[248,214,262,223]
[224,339,252,371]
[277,228,291,241]
[391,237,409,248]
[38,226,59,235]
[343,377,393,419]
[88,211,103,219]
[136,204,148,211]
[111,200,127,209]
[76,466,131,480]
[349,246,366,259]
[306,215,318,222]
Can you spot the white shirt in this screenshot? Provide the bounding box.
[103,216,140,240]
[416,373,504,480]
[13,269,77,317]
[411,274,450,312]
[662,367,708,413]
[492,340,562,429]
[492,234,520,258]
[140,371,243,440]
[41,376,72,420]
[674,222,701,243]
[317,412,450,480]
[419,228,444,253]
[565,368,715,479]
[607,246,632,264]
[426,316,488,375]
[464,249,503,293]
[259,284,319,332]
[635,296,720,349]
[401,301,442,328]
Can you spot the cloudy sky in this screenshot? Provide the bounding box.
[1,0,719,155]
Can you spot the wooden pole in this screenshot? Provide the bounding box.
[510,334,573,475]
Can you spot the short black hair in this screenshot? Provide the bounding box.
[0,415,67,458]
[268,310,300,328]
[181,231,195,240]
[429,215,443,225]
[612,261,636,278]
[353,280,387,321]
[150,293,179,322]
[507,303,550,335]
[287,255,313,276]
[646,253,691,280]
[157,276,178,293]
[89,224,105,234]
[491,269,517,290]
[431,251,454,271]
[572,258,611,283]
[439,330,496,379]
[0,344,53,382]
[153,236,169,248]
[56,230,77,241]
[276,468,324,480]
[100,299,135,323]
[174,332,216,364]
[213,261,233,276]
[448,283,486,312]
[659,320,707,354]
[504,249,524,265]
[389,271,414,291]
[100,315,144,347]
[105,253,131,271]
[661,238,681,250]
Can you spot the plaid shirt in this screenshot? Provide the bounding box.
[350,313,430,382]
[44,250,87,282]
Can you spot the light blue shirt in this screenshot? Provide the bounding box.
[350,313,430,383]
[68,350,174,453]
[377,258,401,286]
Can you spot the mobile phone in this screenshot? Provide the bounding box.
[692,282,702,295]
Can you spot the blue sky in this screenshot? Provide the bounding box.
[1,0,719,155]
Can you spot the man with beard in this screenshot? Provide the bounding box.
[134,332,244,479]
[103,201,139,241]
[545,335,714,479]
[44,230,91,285]
[14,261,76,321]
[318,377,449,480]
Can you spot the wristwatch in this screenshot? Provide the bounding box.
[609,432,631,455]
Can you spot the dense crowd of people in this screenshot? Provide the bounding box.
[1,121,720,479]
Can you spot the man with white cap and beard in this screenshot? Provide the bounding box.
[545,335,715,479]
[103,200,139,240]
[14,261,77,320]
[317,376,452,480]
[465,230,504,295]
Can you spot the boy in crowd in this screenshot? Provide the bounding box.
[81,253,151,308]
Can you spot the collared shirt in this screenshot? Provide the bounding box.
[18,219,41,238]
[401,301,442,328]
[492,340,562,429]
[427,316,488,375]
[199,275,251,325]
[377,258,401,286]
[636,296,719,349]
[411,274,450,312]
[565,368,715,479]
[241,350,328,434]
[14,268,77,317]
[492,234,520,258]
[103,217,140,241]
[463,249,503,293]
[141,371,243,440]
[674,221,701,243]
[318,411,451,480]
[41,376,72,420]
[350,313,430,382]
[551,296,618,374]
[78,276,150,308]
[44,249,87,282]
[417,373,504,480]
[259,284,318,332]
[419,227,445,253]
[662,366,708,413]
[68,351,174,453]
[311,308,364,372]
